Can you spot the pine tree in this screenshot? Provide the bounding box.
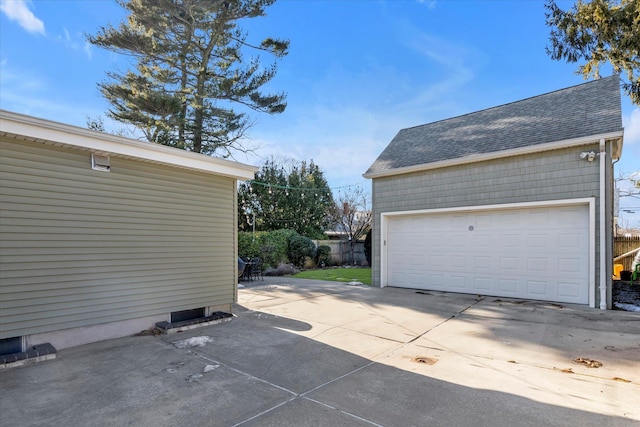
[87,0,288,156]
[238,158,334,238]
[545,0,640,105]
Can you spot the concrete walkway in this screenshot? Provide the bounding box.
[1,277,639,426]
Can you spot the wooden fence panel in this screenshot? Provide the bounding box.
[614,236,640,271]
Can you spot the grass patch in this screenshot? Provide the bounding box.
[292,267,372,285]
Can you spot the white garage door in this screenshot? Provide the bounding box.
[385,204,590,304]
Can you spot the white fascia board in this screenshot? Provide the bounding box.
[379,197,595,218]
[0,110,258,180]
[363,131,624,180]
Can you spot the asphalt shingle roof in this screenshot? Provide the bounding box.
[365,76,623,176]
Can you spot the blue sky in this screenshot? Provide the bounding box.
[1,0,638,227]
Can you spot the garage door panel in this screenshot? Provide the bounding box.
[558,232,586,248]
[429,254,446,267]
[385,204,590,304]
[527,280,549,298]
[498,279,518,294]
[429,273,447,288]
[449,275,468,289]
[557,280,583,299]
[557,257,582,274]
[474,233,493,248]
[451,233,467,247]
[499,233,519,248]
[528,233,550,249]
[473,277,492,291]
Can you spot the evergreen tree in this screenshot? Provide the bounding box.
[545,0,639,105]
[87,0,288,156]
[238,158,334,238]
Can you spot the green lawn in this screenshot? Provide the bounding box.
[292,267,372,285]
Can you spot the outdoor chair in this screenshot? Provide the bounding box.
[241,258,253,281]
[250,258,263,281]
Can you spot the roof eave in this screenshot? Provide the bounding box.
[0,110,258,180]
[363,130,624,180]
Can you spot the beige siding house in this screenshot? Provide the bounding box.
[364,77,624,309]
[0,110,257,352]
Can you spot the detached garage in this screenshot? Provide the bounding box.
[364,77,624,308]
[0,110,257,353]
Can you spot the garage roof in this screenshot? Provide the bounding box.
[364,76,623,178]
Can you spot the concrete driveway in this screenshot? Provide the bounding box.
[1,277,638,426]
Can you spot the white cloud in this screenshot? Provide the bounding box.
[54,27,93,59]
[239,99,417,194]
[84,42,93,60]
[237,27,483,194]
[0,0,45,35]
[417,0,437,9]
[0,62,106,128]
[623,108,640,145]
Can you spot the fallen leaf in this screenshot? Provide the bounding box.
[574,357,603,368]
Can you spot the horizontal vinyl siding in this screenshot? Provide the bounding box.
[371,146,601,287]
[0,138,237,338]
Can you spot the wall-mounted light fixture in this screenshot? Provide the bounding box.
[579,151,597,162]
[91,153,111,172]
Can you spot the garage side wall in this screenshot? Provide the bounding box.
[371,146,602,294]
[0,138,237,339]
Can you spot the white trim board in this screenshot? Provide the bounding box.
[0,110,258,180]
[364,132,623,179]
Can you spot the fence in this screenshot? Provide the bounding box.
[614,236,640,271]
[314,240,368,266]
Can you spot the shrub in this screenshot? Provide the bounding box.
[287,234,317,268]
[258,229,297,268]
[364,230,372,267]
[316,245,332,267]
[239,229,301,268]
[238,232,260,260]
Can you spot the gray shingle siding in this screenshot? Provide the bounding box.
[371,146,609,294]
[373,147,599,211]
[366,76,622,175]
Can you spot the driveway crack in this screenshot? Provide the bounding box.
[407,295,486,344]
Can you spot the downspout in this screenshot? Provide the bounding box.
[599,139,607,310]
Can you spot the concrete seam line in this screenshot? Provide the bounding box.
[299,360,378,397]
[194,352,297,396]
[372,297,487,362]
[303,396,385,426]
[231,397,298,427]
[352,301,418,336]
[195,353,382,426]
[406,296,486,345]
